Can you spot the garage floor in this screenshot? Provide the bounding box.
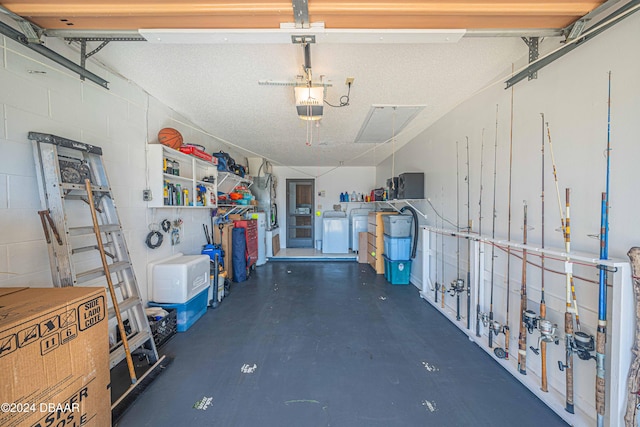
[115,262,568,427]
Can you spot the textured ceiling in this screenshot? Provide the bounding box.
[91,37,537,166]
[3,0,612,166]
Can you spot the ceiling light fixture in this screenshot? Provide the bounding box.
[295,85,324,121]
[294,40,324,121]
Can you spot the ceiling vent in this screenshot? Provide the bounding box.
[354,105,426,144]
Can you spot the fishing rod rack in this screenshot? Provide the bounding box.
[417,225,633,427]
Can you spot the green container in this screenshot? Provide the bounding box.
[383,255,412,285]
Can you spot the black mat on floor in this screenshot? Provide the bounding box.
[115,262,568,427]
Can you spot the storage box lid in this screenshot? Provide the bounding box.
[155,254,209,266]
[0,287,105,330]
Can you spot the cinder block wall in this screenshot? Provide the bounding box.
[0,34,244,304]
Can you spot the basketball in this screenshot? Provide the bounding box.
[158,128,183,149]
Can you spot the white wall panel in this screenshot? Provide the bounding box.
[0,174,7,209]
[377,13,640,427]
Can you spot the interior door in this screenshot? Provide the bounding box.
[286,179,314,248]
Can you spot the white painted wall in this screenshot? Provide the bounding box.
[0,35,246,305]
[272,165,375,247]
[377,13,640,426]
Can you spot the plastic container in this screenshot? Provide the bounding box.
[148,254,210,304]
[148,308,177,347]
[179,145,213,162]
[383,235,411,261]
[383,255,412,285]
[383,214,413,237]
[148,287,208,332]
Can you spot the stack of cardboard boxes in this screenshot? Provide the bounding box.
[0,287,110,427]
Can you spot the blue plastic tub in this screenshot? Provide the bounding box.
[383,235,411,261]
[148,287,208,332]
[383,255,412,285]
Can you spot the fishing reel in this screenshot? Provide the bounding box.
[478,311,490,327]
[523,309,559,355]
[448,278,465,296]
[490,320,508,337]
[558,331,596,371]
[522,309,539,334]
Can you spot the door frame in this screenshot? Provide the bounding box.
[286,178,315,248]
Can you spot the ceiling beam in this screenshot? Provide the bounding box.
[505,0,640,88]
[292,0,310,28]
[0,20,109,88]
[1,1,605,30]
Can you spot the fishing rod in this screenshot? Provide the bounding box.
[488,106,499,349]
[548,123,594,414]
[504,68,514,360]
[547,122,581,326]
[558,188,595,413]
[498,70,515,360]
[595,70,612,427]
[539,113,548,390]
[435,210,439,303]
[466,136,472,331]
[450,140,465,321]
[526,114,558,389]
[517,201,529,375]
[441,185,446,309]
[476,129,486,338]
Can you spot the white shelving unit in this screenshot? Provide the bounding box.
[147,144,218,208]
[337,200,428,219]
[378,199,428,219]
[217,171,253,195]
[216,171,254,215]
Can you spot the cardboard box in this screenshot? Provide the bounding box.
[213,223,235,281]
[272,234,280,256]
[0,287,110,427]
[358,232,368,263]
[228,214,243,221]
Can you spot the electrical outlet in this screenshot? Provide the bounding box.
[345,77,355,86]
[143,189,152,201]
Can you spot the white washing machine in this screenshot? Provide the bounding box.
[350,208,373,252]
[322,211,349,254]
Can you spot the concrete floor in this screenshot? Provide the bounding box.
[116,261,568,427]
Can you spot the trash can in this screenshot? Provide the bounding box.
[315,240,322,251]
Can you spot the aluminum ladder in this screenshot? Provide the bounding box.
[30,132,159,372]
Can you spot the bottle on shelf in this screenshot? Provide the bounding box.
[163,181,169,205]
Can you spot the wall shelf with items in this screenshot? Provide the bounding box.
[147,144,218,208]
[377,199,428,219]
[217,171,253,195]
[217,204,255,217]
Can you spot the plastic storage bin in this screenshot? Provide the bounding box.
[383,235,411,261]
[148,254,210,304]
[148,308,177,347]
[148,287,208,332]
[383,255,412,285]
[383,214,413,237]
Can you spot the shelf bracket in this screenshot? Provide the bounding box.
[379,200,428,220]
[521,37,539,81]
